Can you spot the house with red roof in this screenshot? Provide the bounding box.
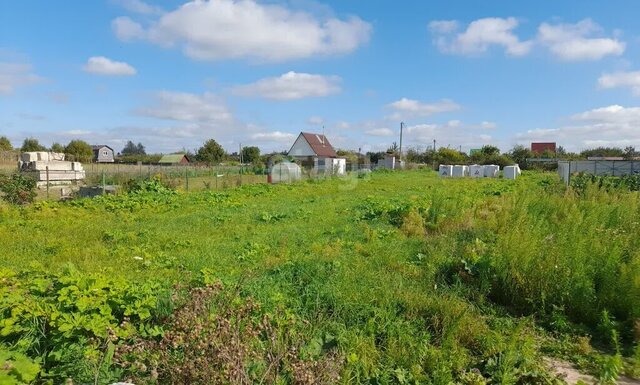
[287,132,346,174]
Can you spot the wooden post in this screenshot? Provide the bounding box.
[102,170,106,195]
[185,167,189,192]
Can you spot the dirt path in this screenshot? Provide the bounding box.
[548,359,640,385]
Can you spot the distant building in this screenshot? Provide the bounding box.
[531,142,556,154]
[288,132,346,174]
[91,145,115,163]
[159,154,190,165]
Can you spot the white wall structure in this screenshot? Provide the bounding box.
[452,165,469,177]
[439,165,453,177]
[484,165,500,178]
[504,165,520,180]
[469,165,485,178]
[288,134,316,157]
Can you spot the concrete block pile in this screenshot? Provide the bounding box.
[19,152,86,186]
[439,164,516,179]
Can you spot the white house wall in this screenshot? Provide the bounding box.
[288,134,315,157]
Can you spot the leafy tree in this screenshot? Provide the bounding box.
[50,143,65,153]
[196,139,226,164]
[122,140,147,156]
[508,145,533,169]
[241,146,261,164]
[480,145,500,157]
[64,140,93,162]
[580,147,625,159]
[624,146,637,160]
[435,147,467,165]
[20,138,46,152]
[0,136,13,151]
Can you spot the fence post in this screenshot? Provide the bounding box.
[185,167,189,192]
[102,170,106,195]
[46,166,50,199]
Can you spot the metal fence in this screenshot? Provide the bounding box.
[558,160,640,184]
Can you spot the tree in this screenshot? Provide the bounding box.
[508,145,533,169]
[624,146,637,160]
[50,143,65,153]
[20,138,46,152]
[435,147,467,165]
[136,142,146,155]
[122,141,146,156]
[64,140,93,162]
[196,139,226,164]
[241,146,261,164]
[480,145,500,157]
[0,136,13,151]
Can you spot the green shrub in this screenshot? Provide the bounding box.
[0,173,37,205]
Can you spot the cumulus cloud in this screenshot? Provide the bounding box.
[365,128,394,137]
[112,17,146,40]
[515,105,640,150]
[232,72,341,100]
[135,91,233,122]
[250,131,296,142]
[112,0,372,62]
[0,62,43,95]
[537,19,625,61]
[83,56,137,76]
[598,71,640,96]
[387,98,460,119]
[406,120,496,150]
[429,17,533,56]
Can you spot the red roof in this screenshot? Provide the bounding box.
[300,132,337,157]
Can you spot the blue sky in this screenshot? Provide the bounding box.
[2,0,640,154]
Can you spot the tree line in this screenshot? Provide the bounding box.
[0,136,265,165]
[2,135,639,169]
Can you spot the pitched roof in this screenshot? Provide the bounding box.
[91,145,114,151]
[300,132,337,157]
[159,154,189,163]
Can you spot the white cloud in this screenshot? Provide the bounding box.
[115,0,163,15]
[538,19,625,61]
[112,17,146,41]
[135,91,233,122]
[429,17,533,56]
[598,71,640,96]
[232,71,341,100]
[83,56,137,76]
[112,0,372,62]
[365,128,394,137]
[0,62,43,95]
[406,121,496,150]
[387,98,460,119]
[515,105,640,150]
[250,131,296,142]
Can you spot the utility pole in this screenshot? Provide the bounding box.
[239,142,243,174]
[432,139,437,170]
[399,122,404,159]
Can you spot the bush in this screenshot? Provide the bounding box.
[0,173,37,205]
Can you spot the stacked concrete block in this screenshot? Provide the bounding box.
[19,152,85,186]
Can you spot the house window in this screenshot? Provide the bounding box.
[103,151,108,156]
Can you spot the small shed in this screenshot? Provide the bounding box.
[159,154,190,165]
[92,145,115,163]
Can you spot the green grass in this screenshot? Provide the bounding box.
[1,170,639,384]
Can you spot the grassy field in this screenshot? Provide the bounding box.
[1,170,639,384]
